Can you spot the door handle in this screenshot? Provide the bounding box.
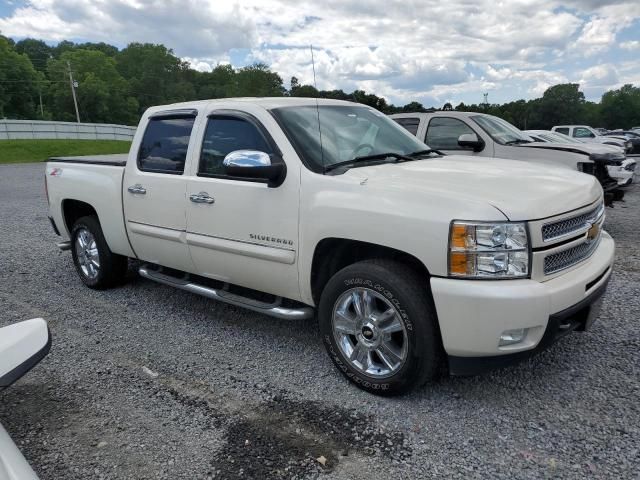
[127,184,147,195]
[189,192,215,204]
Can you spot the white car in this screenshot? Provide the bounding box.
[551,125,632,153]
[525,130,635,187]
[0,318,50,480]
[391,111,621,200]
[45,98,614,395]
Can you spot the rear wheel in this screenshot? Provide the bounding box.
[318,259,442,395]
[71,216,128,289]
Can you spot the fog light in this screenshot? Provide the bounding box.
[499,328,528,346]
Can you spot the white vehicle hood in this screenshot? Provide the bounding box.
[347,156,601,221]
[525,142,624,156]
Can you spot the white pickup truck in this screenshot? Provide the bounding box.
[391,111,622,202]
[46,98,615,395]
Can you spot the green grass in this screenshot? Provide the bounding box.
[0,139,132,164]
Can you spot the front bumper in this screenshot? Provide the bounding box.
[430,232,614,370]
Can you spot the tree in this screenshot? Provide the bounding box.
[47,49,138,124]
[538,83,585,129]
[14,38,52,72]
[600,84,640,129]
[0,37,46,119]
[235,63,286,97]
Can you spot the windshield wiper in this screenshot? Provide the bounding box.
[408,149,443,157]
[504,139,532,145]
[324,152,414,172]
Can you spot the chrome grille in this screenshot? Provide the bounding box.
[544,237,601,275]
[541,202,604,242]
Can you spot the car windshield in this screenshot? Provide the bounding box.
[539,131,583,144]
[471,115,534,145]
[271,105,429,172]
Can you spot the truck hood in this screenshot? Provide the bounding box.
[346,156,601,221]
[524,142,624,156]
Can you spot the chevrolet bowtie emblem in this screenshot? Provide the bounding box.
[586,222,600,242]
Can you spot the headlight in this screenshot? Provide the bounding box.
[448,221,529,278]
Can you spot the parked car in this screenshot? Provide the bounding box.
[551,125,632,153]
[391,112,621,202]
[46,98,614,395]
[0,317,51,480]
[595,128,609,135]
[525,130,635,187]
[604,131,640,154]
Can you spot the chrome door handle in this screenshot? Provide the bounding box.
[189,192,215,204]
[127,184,147,195]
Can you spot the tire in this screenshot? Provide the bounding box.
[318,259,442,396]
[70,215,128,289]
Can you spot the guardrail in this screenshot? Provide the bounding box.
[0,120,136,141]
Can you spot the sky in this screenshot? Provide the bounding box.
[0,0,638,107]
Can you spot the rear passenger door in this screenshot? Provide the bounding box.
[123,109,198,272]
[424,116,491,157]
[185,109,300,299]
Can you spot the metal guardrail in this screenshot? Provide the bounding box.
[0,120,136,141]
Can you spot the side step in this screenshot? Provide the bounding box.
[138,265,314,320]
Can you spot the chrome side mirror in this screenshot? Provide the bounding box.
[458,133,484,152]
[222,150,286,187]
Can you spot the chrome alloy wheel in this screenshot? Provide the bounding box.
[332,287,408,378]
[75,228,100,279]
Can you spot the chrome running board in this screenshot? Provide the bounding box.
[138,265,314,320]
[57,241,72,251]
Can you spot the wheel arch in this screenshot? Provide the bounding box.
[61,199,99,236]
[310,238,432,306]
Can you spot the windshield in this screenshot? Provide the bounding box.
[471,115,534,145]
[539,131,583,144]
[271,105,429,172]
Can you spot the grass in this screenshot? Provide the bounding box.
[0,139,132,164]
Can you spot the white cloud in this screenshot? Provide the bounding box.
[620,40,640,50]
[0,0,638,105]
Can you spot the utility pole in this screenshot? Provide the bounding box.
[67,61,81,123]
[38,88,44,118]
[482,92,489,111]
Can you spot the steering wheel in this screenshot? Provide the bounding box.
[352,143,375,158]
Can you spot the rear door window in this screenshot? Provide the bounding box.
[138,116,196,174]
[393,117,421,135]
[555,127,570,135]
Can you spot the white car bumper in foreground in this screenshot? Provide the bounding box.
[431,232,615,374]
[608,162,635,186]
[0,423,38,480]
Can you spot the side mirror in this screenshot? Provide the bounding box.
[223,150,286,187]
[0,318,51,388]
[458,133,484,152]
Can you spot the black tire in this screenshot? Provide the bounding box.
[70,215,128,289]
[318,259,442,396]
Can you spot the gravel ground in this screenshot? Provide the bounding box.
[0,162,638,479]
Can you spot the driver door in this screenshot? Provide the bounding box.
[185,110,300,300]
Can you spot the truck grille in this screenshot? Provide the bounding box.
[544,237,601,275]
[541,202,604,242]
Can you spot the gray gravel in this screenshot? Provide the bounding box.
[1,162,639,479]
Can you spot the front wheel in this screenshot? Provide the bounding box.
[71,216,128,289]
[318,260,443,395]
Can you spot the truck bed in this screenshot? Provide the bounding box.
[47,154,128,167]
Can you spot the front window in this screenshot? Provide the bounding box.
[271,105,428,172]
[574,127,595,138]
[426,117,477,150]
[470,115,534,145]
[540,131,583,144]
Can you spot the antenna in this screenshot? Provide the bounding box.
[310,45,325,168]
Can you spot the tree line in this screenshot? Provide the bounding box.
[1,34,639,129]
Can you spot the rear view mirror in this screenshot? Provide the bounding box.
[0,318,51,388]
[458,133,484,152]
[223,150,286,187]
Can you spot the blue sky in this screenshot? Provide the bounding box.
[1,0,638,107]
